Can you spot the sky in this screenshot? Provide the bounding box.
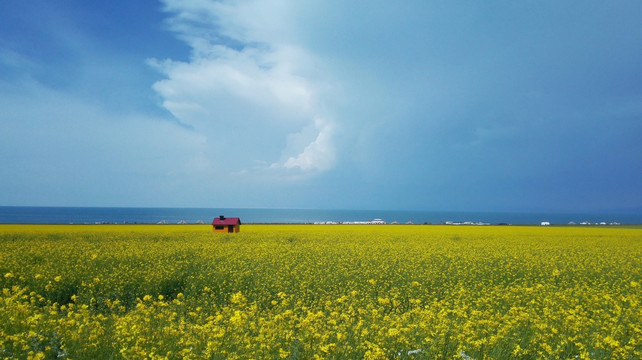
[0,1,641,213]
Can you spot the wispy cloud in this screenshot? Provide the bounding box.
[0,78,210,206]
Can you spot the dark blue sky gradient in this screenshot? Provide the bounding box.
[0,1,640,213]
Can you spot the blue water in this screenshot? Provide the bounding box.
[0,207,640,225]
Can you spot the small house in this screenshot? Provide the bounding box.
[212,215,241,233]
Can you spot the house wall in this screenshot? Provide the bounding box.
[212,224,240,233]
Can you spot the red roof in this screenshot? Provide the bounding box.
[212,217,241,226]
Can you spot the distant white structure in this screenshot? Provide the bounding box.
[444,221,490,226]
[540,221,550,226]
[315,218,387,225]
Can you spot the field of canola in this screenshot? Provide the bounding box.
[0,224,641,360]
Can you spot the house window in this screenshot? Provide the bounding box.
[214,225,224,230]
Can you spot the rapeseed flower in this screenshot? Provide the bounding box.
[0,224,640,359]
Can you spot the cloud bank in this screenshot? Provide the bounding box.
[1,0,639,211]
[152,0,336,177]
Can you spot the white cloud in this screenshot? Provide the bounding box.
[282,117,335,171]
[151,45,314,119]
[153,0,336,179]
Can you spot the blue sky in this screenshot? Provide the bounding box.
[1,1,640,213]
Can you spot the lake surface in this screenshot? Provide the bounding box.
[0,206,640,225]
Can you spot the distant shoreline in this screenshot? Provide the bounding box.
[1,206,641,226]
[1,223,640,228]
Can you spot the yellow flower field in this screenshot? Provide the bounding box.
[0,224,640,359]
